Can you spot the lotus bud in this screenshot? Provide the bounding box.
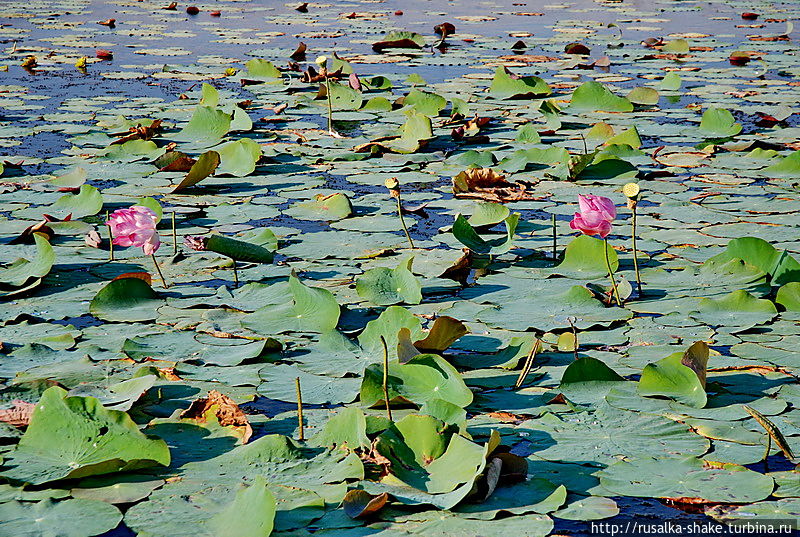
[385,177,400,198]
[623,182,640,210]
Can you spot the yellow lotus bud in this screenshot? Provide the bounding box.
[224,67,237,76]
[384,177,399,190]
[75,56,87,69]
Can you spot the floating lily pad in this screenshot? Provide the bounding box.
[1,386,170,485]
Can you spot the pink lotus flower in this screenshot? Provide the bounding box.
[107,206,160,255]
[569,194,616,238]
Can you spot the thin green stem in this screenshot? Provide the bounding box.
[551,213,557,266]
[380,335,393,422]
[396,196,415,249]
[171,211,177,256]
[295,376,304,441]
[763,433,771,473]
[151,253,168,289]
[603,238,621,306]
[232,259,239,288]
[631,206,643,297]
[106,211,114,261]
[324,75,333,133]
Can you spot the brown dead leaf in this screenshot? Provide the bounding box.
[10,213,71,244]
[487,411,528,423]
[452,168,540,203]
[110,119,162,145]
[181,390,253,443]
[342,490,389,519]
[113,272,153,285]
[0,400,36,428]
[290,41,307,61]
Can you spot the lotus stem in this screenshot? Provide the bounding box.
[551,213,557,266]
[232,259,239,288]
[603,238,621,306]
[295,376,305,441]
[151,253,168,288]
[515,338,541,389]
[106,211,114,261]
[396,197,415,250]
[631,204,643,297]
[171,211,177,256]
[763,433,771,473]
[380,335,393,422]
[386,178,414,249]
[568,316,578,361]
[324,72,333,134]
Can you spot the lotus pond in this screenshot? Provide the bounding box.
[1,0,800,535]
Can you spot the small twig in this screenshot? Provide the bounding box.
[295,376,305,441]
[380,336,393,422]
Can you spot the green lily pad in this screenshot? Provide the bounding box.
[690,290,778,332]
[361,353,473,409]
[71,474,165,504]
[763,150,800,178]
[1,386,170,485]
[777,282,800,311]
[490,66,551,99]
[215,138,262,177]
[517,403,708,466]
[173,106,231,146]
[699,107,742,137]
[404,89,446,116]
[453,212,519,254]
[0,234,55,290]
[356,256,422,306]
[319,81,362,111]
[242,273,340,334]
[0,499,122,537]
[599,456,774,503]
[570,81,633,112]
[244,58,281,79]
[207,475,276,537]
[627,87,659,105]
[707,237,800,286]
[89,277,164,322]
[170,150,220,192]
[552,235,618,279]
[287,192,354,221]
[638,349,707,408]
[52,184,103,218]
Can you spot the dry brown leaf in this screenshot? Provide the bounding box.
[181,390,253,443]
[0,400,35,428]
